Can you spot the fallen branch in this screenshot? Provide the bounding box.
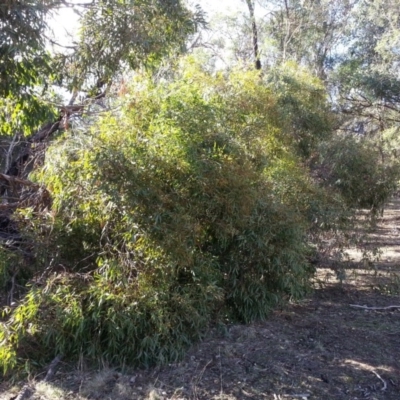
[372,370,387,391]
[0,202,28,209]
[349,304,400,311]
[0,173,40,188]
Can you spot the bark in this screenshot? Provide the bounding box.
[245,0,262,70]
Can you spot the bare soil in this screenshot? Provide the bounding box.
[2,200,400,400]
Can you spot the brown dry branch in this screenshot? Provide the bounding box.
[372,370,388,391]
[0,173,40,188]
[1,89,108,221]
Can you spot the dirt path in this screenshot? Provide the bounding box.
[2,202,400,400]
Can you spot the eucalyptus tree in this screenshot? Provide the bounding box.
[0,0,57,98]
[250,0,400,147]
[191,11,266,70]
[243,0,262,69]
[265,0,356,80]
[0,0,59,136]
[336,0,400,130]
[61,0,205,95]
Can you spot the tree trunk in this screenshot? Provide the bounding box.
[245,0,261,70]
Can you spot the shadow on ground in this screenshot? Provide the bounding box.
[2,200,400,400]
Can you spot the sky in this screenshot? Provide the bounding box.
[198,0,247,14]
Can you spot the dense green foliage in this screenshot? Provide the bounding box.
[317,136,399,212]
[0,0,58,135]
[1,62,334,372]
[0,0,55,98]
[60,0,205,93]
[0,0,203,136]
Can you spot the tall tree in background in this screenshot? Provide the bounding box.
[266,0,356,80]
[244,0,262,70]
[336,0,400,131]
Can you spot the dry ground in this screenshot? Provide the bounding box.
[2,200,400,400]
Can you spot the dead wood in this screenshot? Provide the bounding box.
[350,304,400,310]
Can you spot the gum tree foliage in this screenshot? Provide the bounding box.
[264,0,357,80]
[60,0,205,93]
[0,0,58,136]
[335,0,400,125]
[0,60,334,373]
[330,0,400,182]
[191,4,273,71]
[194,0,356,78]
[262,0,400,139]
[1,0,204,135]
[0,0,54,96]
[191,11,265,70]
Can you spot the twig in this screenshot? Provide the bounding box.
[7,267,18,305]
[219,346,223,396]
[5,133,20,173]
[0,173,40,188]
[387,331,400,336]
[191,359,213,399]
[350,304,400,310]
[372,370,387,391]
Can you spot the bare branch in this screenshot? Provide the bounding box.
[350,304,400,310]
[371,370,387,391]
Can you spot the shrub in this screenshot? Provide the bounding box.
[267,62,334,159]
[1,60,330,373]
[317,135,399,213]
